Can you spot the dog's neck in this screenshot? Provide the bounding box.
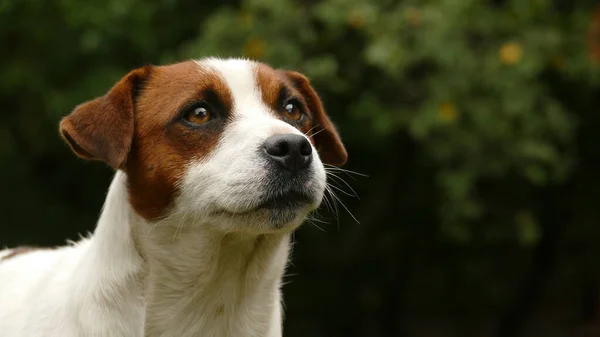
[86,172,288,337]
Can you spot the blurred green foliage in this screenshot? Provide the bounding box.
[2,0,600,336]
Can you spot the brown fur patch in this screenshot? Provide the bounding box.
[59,67,150,170]
[255,64,286,116]
[255,64,314,139]
[1,246,45,262]
[60,60,233,220]
[125,61,233,220]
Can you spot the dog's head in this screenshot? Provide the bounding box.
[59,58,346,233]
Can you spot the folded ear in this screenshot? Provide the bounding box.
[59,66,151,170]
[284,71,348,166]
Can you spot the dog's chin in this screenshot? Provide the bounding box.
[210,197,319,234]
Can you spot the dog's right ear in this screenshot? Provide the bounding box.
[59,66,151,170]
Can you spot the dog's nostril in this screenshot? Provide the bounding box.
[265,139,289,157]
[300,140,312,156]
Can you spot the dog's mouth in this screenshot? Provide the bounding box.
[213,190,315,217]
[256,191,314,211]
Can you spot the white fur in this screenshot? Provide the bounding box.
[0,58,328,337]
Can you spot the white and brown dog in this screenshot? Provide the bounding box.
[0,58,347,337]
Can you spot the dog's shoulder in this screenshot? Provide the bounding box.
[0,246,43,262]
[0,243,89,336]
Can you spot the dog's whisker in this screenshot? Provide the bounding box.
[324,165,369,178]
[324,185,341,229]
[326,173,360,199]
[326,186,359,224]
[308,220,326,232]
[325,168,357,181]
[304,124,323,136]
[307,214,328,224]
[320,189,337,218]
[310,127,327,138]
[326,183,357,198]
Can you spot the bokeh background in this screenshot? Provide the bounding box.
[2,0,600,336]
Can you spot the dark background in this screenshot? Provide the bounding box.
[2,0,600,336]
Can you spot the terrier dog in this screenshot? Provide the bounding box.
[0,58,347,337]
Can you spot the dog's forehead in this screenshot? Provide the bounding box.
[142,58,292,124]
[196,58,288,120]
[137,58,293,128]
[200,59,262,114]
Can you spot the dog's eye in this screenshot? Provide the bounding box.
[283,101,303,121]
[184,104,212,125]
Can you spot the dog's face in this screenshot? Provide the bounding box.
[59,58,347,233]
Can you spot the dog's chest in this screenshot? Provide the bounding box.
[140,231,290,336]
[147,278,281,336]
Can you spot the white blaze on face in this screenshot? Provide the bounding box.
[203,58,270,119]
[204,58,301,135]
[174,58,327,232]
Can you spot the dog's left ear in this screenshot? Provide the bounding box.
[59,66,151,170]
[284,71,348,166]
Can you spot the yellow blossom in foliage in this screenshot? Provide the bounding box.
[347,10,365,29]
[244,37,265,59]
[439,101,458,122]
[404,7,421,26]
[499,42,523,65]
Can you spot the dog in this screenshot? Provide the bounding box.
[0,58,347,337]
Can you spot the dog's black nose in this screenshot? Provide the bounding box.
[264,134,313,173]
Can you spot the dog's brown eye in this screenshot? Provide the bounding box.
[283,102,303,121]
[185,105,212,125]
